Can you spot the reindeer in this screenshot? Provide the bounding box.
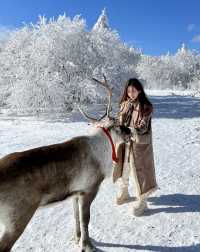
[0,75,131,252]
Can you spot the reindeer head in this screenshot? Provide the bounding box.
[78,75,131,144]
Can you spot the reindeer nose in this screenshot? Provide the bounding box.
[120,125,131,135]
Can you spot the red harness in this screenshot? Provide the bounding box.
[98,127,118,163]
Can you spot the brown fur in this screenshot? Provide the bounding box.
[0,119,131,252]
[0,135,106,252]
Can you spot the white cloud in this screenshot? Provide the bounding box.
[192,34,200,42]
[187,24,196,32]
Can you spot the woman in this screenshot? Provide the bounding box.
[114,78,157,216]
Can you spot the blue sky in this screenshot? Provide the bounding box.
[0,0,200,55]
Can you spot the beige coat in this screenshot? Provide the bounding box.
[113,99,157,199]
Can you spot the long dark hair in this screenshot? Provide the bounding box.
[120,78,152,110]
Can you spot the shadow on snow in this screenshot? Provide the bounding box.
[93,239,200,252]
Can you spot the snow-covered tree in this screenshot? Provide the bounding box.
[91,9,140,98]
[0,12,140,113]
[136,43,200,90]
[92,8,109,31]
[172,43,200,89]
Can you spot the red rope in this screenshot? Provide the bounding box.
[98,127,118,163]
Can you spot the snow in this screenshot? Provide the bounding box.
[0,91,200,251]
[146,89,195,97]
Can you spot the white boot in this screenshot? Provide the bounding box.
[132,198,148,216]
[116,187,130,205]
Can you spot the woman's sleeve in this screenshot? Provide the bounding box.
[135,105,153,134]
[117,102,127,125]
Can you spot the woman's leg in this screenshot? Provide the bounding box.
[129,146,148,216]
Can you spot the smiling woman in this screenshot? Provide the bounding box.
[115,78,157,216]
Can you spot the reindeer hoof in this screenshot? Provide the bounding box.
[80,243,96,252]
[71,234,81,244]
[74,237,80,244]
[81,248,96,252]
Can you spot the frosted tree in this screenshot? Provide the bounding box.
[136,55,169,89]
[172,43,200,89]
[91,9,140,99]
[92,8,109,31]
[136,43,200,90]
[0,12,140,114]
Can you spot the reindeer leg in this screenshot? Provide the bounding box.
[0,232,12,252]
[0,202,38,252]
[78,189,99,252]
[0,184,40,252]
[73,196,81,244]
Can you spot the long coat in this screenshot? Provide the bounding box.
[113,98,157,199]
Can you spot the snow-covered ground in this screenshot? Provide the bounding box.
[0,92,200,252]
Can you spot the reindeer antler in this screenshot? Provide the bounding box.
[92,74,112,117]
[78,105,107,123]
[78,75,113,122]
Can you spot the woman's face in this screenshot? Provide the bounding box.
[127,86,140,100]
